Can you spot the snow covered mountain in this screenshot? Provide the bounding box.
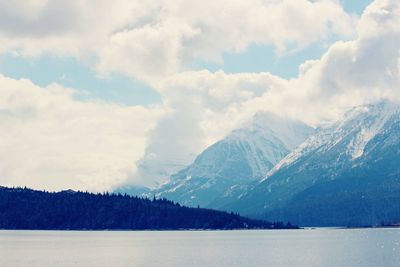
[226,100,400,226]
[149,112,313,208]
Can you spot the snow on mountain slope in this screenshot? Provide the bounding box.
[263,100,399,181]
[149,112,314,208]
[226,100,400,226]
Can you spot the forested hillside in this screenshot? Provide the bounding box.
[0,186,295,230]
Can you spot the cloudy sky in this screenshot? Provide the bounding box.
[1,0,399,192]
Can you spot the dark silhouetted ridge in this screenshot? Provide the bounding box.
[0,186,296,230]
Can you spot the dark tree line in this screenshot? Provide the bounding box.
[0,186,297,230]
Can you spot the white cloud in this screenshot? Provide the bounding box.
[133,0,400,187]
[0,75,164,191]
[0,0,358,188]
[0,0,355,83]
[1,0,399,190]
[97,0,356,84]
[130,71,288,185]
[291,0,400,105]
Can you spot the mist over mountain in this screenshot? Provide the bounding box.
[146,112,313,208]
[116,101,400,227]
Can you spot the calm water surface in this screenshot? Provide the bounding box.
[0,228,399,267]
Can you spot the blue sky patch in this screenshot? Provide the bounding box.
[0,54,161,106]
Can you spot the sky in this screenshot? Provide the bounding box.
[1,0,399,192]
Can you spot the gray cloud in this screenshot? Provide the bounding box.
[0,1,79,37]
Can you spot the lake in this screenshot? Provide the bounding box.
[0,228,399,267]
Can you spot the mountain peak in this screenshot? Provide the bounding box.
[227,100,400,226]
[265,100,400,179]
[146,112,313,208]
[232,111,314,150]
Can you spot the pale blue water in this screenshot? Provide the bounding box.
[0,228,399,267]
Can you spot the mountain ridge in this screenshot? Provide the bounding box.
[224,100,400,226]
[146,112,313,208]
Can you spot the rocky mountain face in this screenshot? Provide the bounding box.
[225,101,400,226]
[148,112,313,208]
